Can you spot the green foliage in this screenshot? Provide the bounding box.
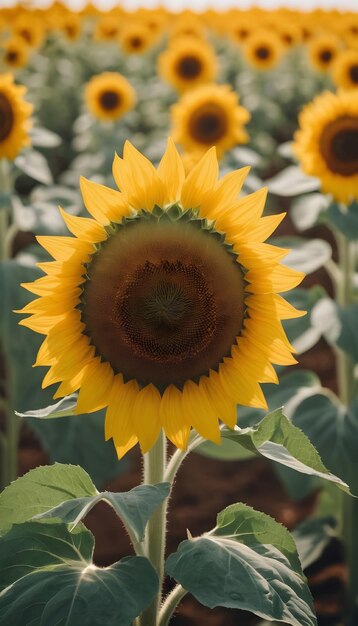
[0,521,158,626]
[222,408,350,493]
[0,463,170,542]
[166,504,317,626]
[15,149,53,185]
[267,165,320,196]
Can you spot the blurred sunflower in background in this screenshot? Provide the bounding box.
[12,15,44,50]
[94,15,121,42]
[244,29,284,70]
[228,17,253,46]
[171,84,250,158]
[158,36,218,93]
[2,37,29,69]
[18,140,303,458]
[0,73,32,160]
[308,34,341,72]
[59,12,81,42]
[277,22,302,49]
[294,90,358,203]
[332,49,358,91]
[85,72,136,122]
[120,21,153,54]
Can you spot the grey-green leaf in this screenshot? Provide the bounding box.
[16,394,78,419]
[15,150,53,185]
[222,409,351,493]
[36,482,171,541]
[0,522,158,626]
[0,463,97,536]
[166,505,317,626]
[266,166,320,196]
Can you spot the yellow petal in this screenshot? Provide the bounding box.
[113,142,165,210]
[105,377,139,459]
[59,207,106,243]
[160,385,190,450]
[80,176,129,224]
[200,373,237,429]
[181,147,218,211]
[75,358,114,414]
[157,137,185,205]
[36,236,93,262]
[131,384,161,454]
[181,380,221,444]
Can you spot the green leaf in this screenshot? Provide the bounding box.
[16,394,78,419]
[289,392,358,494]
[323,202,358,241]
[0,463,97,536]
[166,504,317,626]
[0,522,158,625]
[292,516,337,570]
[222,409,351,493]
[214,503,302,573]
[267,166,320,196]
[273,237,331,275]
[30,126,62,148]
[36,482,171,541]
[290,193,329,231]
[337,303,358,364]
[15,150,53,185]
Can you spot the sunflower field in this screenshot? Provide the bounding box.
[0,3,358,626]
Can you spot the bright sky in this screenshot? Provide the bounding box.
[1,0,357,9]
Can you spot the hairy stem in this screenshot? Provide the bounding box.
[158,585,187,626]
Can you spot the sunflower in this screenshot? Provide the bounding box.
[277,22,302,49]
[332,49,358,91]
[18,140,303,458]
[59,13,81,41]
[13,15,44,50]
[244,29,284,70]
[85,72,136,122]
[307,35,341,72]
[119,22,153,54]
[2,37,29,69]
[294,90,358,204]
[94,15,121,42]
[228,17,253,45]
[171,84,250,158]
[0,74,32,160]
[158,37,218,93]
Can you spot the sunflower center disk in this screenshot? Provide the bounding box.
[177,55,202,79]
[82,209,246,390]
[256,46,270,60]
[99,90,121,110]
[320,116,358,176]
[320,49,332,63]
[0,93,14,141]
[349,65,358,84]
[189,103,228,144]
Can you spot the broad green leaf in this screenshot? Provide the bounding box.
[266,166,320,196]
[16,394,78,419]
[290,193,329,231]
[198,438,257,461]
[292,517,337,570]
[0,522,158,626]
[30,126,62,148]
[36,482,171,541]
[273,237,331,275]
[323,202,358,241]
[214,503,302,573]
[15,150,53,185]
[166,504,317,626]
[222,409,351,493]
[0,463,97,536]
[290,393,358,494]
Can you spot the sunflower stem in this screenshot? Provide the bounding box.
[141,430,168,626]
[158,585,187,626]
[334,229,357,625]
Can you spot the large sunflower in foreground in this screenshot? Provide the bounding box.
[85,72,136,122]
[158,36,218,93]
[294,90,358,204]
[0,74,32,160]
[19,140,304,458]
[332,49,358,91]
[171,84,250,158]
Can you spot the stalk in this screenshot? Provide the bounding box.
[158,585,187,626]
[334,230,357,625]
[140,430,168,626]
